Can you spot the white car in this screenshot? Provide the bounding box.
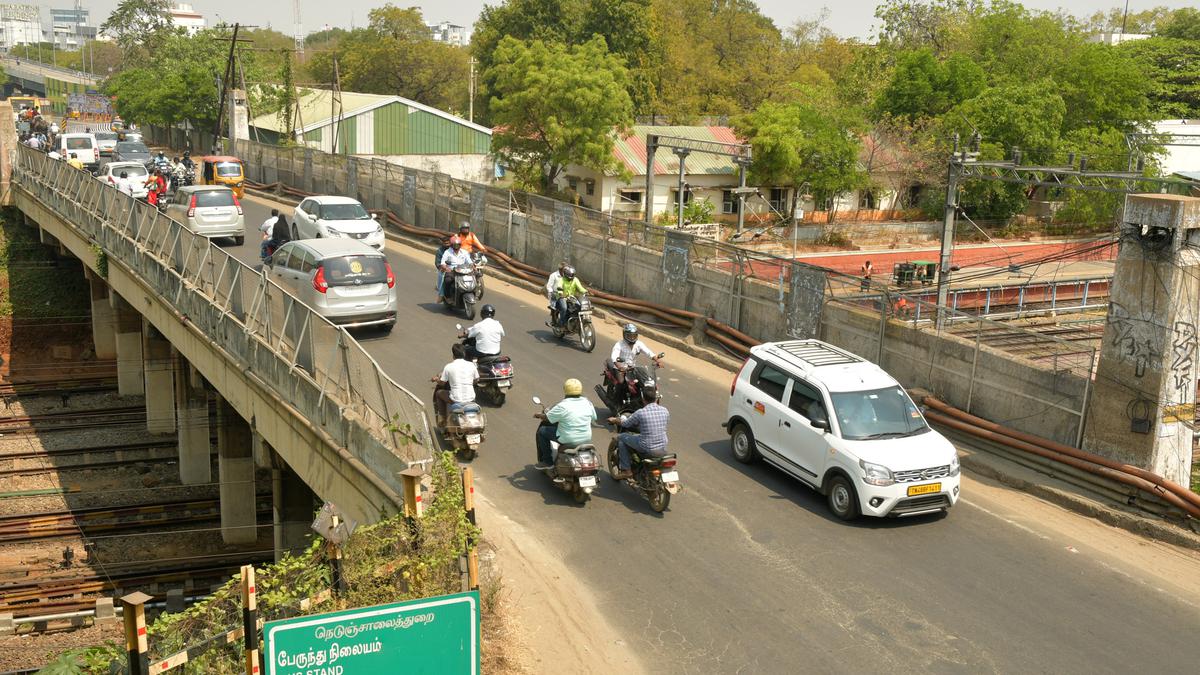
[724,339,960,520]
[264,239,397,331]
[292,196,385,250]
[165,186,246,245]
[97,161,150,198]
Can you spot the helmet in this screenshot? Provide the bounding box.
[563,378,583,396]
[449,235,462,248]
[459,221,471,231]
[622,323,639,345]
[563,266,576,280]
[480,304,495,318]
[183,150,190,158]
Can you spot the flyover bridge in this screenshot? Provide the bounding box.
[7,144,431,554]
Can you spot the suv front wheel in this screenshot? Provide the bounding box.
[826,474,860,521]
[730,423,757,464]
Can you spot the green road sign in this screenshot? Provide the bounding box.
[264,591,479,675]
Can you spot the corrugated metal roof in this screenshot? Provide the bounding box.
[1175,170,1200,182]
[612,126,741,176]
[250,88,491,138]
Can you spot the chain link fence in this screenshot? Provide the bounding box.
[12,145,431,495]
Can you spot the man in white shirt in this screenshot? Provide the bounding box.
[113,170,135,197]
[432,344,479,425]
[606,323,662,400]
[461,304,505,359]
[544,260,568,303]
[437,235,473,302]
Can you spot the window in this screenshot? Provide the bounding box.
[568,178,578,191]
[273,246,294,269]
[768,188,788,213]
[324,255,387,286]
[750,361,789,402]
[672,189,694,207]
[194,190,235,207]
[830,386,929,440]
[317,203,370,220]
[586,181,595,196]
[787,379,826,421]
[215,162,242,177]
[859,191,876,209]
[722,190,742,215]
[617,190,642,205]
[294,250,316,273]
[66,137,93,150]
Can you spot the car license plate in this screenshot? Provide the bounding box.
[466,434,481,444]
[498,381,512,388]
[907,482,941,496]
[660,471,679,483]
[578,475,597,488]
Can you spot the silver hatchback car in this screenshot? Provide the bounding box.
[166,185,246,245]
[265,239,397,331]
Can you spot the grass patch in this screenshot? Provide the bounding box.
[0,207,90,319]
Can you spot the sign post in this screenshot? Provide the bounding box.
[263,591,480,674]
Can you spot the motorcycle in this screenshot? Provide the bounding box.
[550,295,597,352]
[182,166,196,187]
[607,415,681,513]
[595,352,666,415]
[433,383,487,460]
[472,252,487,300]
[441,260,480,319]
[456,323,514,406]
[532,396,600,504]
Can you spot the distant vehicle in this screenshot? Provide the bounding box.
[165,185,245,245]
[263,239,397,331]
[196,155,245,199]
[96,161,150,199]
[121,131,144,144]
[292,196,384,250]
[724,339,960,521]
[112,141,151,166]
[57,133,98,171]
[94,131,119,157]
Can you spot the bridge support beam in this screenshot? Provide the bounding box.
[142,323,175,434]
[87,275,116,360]
[175,358,211,485]
[272,450,315,561]
[111,295,143,396]
[217,396,258,545]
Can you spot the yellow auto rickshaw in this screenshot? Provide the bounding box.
[198,155,245,199]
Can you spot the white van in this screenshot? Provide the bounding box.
[724,339,960,520]
[58,133,99,171]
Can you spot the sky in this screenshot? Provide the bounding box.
[48,0,1200,42]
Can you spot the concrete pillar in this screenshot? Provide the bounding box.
[88,276,116,360]
[1083,194,1200,485]
[112,295,144,396]
[217,397,257,545]
[175,358,211,485]
[272,451,315,561]
[142,324,175,434]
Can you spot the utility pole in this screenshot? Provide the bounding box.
[330,56,342,153]
[935,133,979,328]
[673,147,690,227]
[213,23,241,148]
[468,57,475,123]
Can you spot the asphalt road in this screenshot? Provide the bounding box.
[227,195,1199,673]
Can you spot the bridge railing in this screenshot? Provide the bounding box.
[12,146,431,494]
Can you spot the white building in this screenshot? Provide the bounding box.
[1089,32,1151,46]
[0,4,41,50]
[169,3,206,36]
[1155,119,1200,176]
[427,21,467,47]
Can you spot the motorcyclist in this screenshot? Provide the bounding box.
[260,209,287,259]
[607,324,661,399]
[153,151,171,174]
[550,266,586,328]
[431,343,479,427]
[144,170,166,207]
[180,151,195,171]
[170,156,185,187]
[608,386,670,480]
[534,378,597,470]
[544,260,568,303]
[437,235,472,303]
[459,304,505,360]
[114,170,134,197]
[456,221,485,254]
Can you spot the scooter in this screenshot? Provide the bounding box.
[456,323,514,406]
[432,383,486,460]
[607,415,681,514]
[441,260,480,319]
[532,396,600,504]
[550,295,596,352]
[595,353,666,415]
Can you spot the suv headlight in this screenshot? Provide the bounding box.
[949,454,960,477]
[859,460,894,486]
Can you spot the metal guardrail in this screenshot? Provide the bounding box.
[12,146,431,497]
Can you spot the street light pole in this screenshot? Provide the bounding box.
[673,147,690,228]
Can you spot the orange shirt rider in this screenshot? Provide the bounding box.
[455,223,485,254]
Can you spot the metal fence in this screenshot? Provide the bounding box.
[12,146,431,488]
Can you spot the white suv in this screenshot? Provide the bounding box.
[724,339,959,520]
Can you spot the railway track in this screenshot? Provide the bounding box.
[0,454,181,479]
[0,377,119,398]
[0,439,176,463]
[0,406,146,433]
[0,499,271,543]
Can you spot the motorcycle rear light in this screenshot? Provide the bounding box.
[385,263,395,288]
[233,195,243,216]
[661,458,677,469]
[313,266,329,293]
[651,469,661,476]
[186,195,196,218]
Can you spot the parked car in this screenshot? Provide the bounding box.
[264,239,396,331]
[57,133,98,171]
[97,161,150,199]
[292,196,385,250]
[94,131,119,157]
[164,185,245,245]
[724,339,960,520]
[112,141,151,166]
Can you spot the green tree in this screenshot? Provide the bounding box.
[874,0,979,55]
[1161,7,1200,40]
[1121,37,1200,118]
[734,89,867,219]
[100,0,175,58]
[1055,42,1151,132]
[487,36,634,192]
[874,49,984,120]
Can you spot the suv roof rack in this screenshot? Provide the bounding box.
[769,340,864,368]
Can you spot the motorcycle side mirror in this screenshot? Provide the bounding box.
[656,352,666,359]
[531,396,542,406]
[455,323,463,331]
[371,213,379,220]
